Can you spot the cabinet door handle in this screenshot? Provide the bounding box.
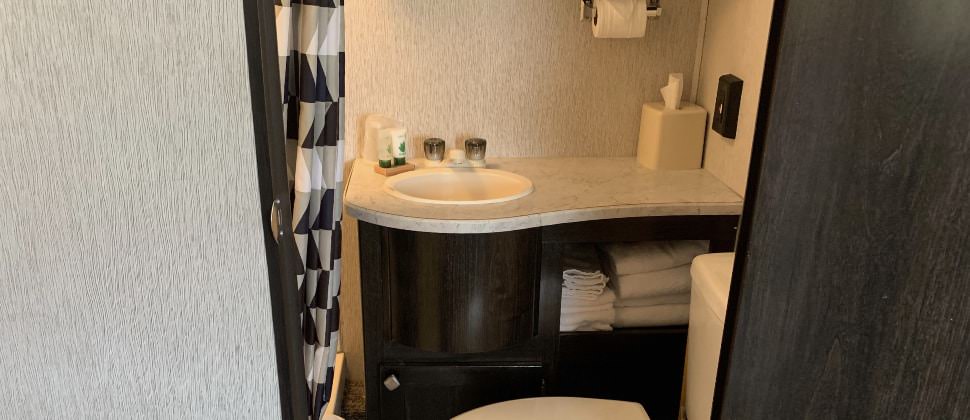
[383,374,401,391]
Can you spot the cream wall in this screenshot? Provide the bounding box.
[339,0,707,382]
[696,0,775,195]
[0,3,280,418]
[344,0,705,158]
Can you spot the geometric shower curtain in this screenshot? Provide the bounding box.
[275,1,345,419]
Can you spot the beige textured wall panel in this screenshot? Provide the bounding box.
[339,216,365,383]
[697,0,775,195]
[0,3,281,419]
[344,0,704,159]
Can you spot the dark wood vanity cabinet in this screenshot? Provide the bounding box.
[360,215,739,420]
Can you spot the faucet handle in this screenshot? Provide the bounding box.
[423,138,446,162]
[464,138,487,161]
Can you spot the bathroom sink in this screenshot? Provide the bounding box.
[383,168,534,205]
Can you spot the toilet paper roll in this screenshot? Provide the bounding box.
[592,0,648,38]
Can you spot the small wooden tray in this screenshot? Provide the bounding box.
[374,163,415,176]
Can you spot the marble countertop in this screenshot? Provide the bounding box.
[344,158,743,233]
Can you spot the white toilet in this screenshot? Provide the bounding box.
[684,252,734,420]
[453,397,649,420]
[454,252,735,420]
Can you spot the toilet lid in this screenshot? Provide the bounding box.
[453,397,650,420]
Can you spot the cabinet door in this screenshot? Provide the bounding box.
[385,228,541,354]
[379,364,543,420]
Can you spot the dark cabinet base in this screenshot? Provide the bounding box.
[360,216,738,420]
[379,364,543,420]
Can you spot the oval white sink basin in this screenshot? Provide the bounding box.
[383,168,534,205]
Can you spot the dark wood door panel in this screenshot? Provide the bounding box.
[384,228,541,354]
[716,1,970,418]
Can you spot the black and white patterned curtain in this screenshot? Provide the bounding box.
[275,1,344,419]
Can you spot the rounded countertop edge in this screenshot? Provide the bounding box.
[344,201,743,234]
[345,203,541,233]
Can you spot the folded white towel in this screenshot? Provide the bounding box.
[563,269,609,295]
[562,287,616,308]
[562,289,601,301]
[560,244,610,302]
[559,307,616,327]
[562,282,606,293]
[601,240,708,276]
[560,321,613,332]
[564,272,607,286]
[614,303,690,328]
[612,265,691,300]
[562,302,614,315]
[614,292,690,308]
[563,269,606,282]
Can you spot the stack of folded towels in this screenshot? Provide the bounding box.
[599,240,708,328]
[559,244,615,332]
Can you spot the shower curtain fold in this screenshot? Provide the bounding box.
[275,1,345,419]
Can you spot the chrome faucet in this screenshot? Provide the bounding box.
[464,138,486,161]
[423,138,446,164]
[424,137,487,168]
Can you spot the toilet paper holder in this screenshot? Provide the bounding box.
[581,0,662,20]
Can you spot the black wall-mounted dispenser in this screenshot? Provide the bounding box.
[712,74,743,139]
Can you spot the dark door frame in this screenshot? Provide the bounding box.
[242,1,309,419]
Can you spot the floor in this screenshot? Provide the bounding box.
[341,382,366,420]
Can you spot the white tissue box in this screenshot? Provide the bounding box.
[636,102,707,170]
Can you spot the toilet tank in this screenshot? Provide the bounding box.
[685,253,734,420]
